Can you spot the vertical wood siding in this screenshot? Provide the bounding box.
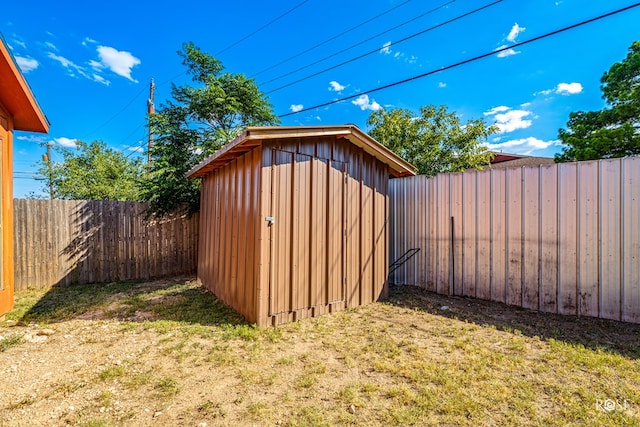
[13,199,198,290]
[0,108,14,316]
[389,157,640,324]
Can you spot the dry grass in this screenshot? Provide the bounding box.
[0,277,639,426]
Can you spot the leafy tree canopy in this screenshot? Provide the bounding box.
[367,105,496,176]
[35,140,144,201]
[556,41,640,162]
[142,42,279,215]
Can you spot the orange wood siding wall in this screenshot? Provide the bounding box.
[197,147,263,324]
[0,104,14,316]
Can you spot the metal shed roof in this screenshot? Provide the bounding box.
[186,125,417,178]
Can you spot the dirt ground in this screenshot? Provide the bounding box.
[1,276,639,426]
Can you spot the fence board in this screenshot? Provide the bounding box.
[491,169,506,304]
[475,171,491,300]
[389,156,640,324]
[558,163,578,315]
[523,167,540,310]
[622,157,640,323]
[462,172,476,298]
[13,199,198,290]
[506,168,523,307]
[600,160,622,320]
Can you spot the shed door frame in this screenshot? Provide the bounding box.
[267,148,348,317]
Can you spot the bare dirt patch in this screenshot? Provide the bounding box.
[1,277,639,426]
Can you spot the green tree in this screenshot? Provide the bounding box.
[35,140,144,200]
[367,105,496,176]
[556,41,640,162]
[142,42,279,215]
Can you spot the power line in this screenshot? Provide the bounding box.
[80,0,308,146]
[80,86,147,141]
[251,0,421,78]
[124,126,149,160]
[118,122,147,147]
[216,0,311,56]
[279,2,640,118]
[265,0,502,93]
[261,0,457,86]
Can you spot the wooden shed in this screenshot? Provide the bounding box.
[0,34,49,318]
[187,125,415,326]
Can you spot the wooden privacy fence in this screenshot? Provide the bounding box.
[14,199,199,290]
[389,157,640,324]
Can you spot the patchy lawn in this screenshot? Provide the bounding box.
[1,277,639,426]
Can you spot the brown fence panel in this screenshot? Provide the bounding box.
[13,199,198,290]
[389,157,640,324]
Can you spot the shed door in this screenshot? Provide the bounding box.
[268,149,347,317]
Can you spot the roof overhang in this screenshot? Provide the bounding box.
[0,34,49,133]
[187,125,417,178]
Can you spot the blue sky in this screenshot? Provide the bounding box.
[4,0,639,197]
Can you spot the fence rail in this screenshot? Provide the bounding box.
[389,157,640,324]
[13,199,199,290]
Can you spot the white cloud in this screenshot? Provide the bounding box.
[484,106,533,133]
[494,110,532,133]
[520,102,531,108]
[328,81,345,92]
[53,137,78,148]
[15,56,39,73]
[394,52,403,59]
[96,46,141,82]
[438,82,446,88]
[126,145,144,153]
[352,94,381,111]
[484,106,510,116]
[12,39,26,49]
[47,52,93,80]
[88,59,104,70]
[47,52,73,68]
[407,55,417,64]
[556,82,583,95]
[535,88,553,96]
[93,74,110,86]
[535,82,583,97]
[380,41,392,55]
[16,134,48,143]
[507,23,526,42]
[44,41,57,51]
[82,37,97,47]
[290,104,304,113]
[485,137,559,155]
[495,45,520,58]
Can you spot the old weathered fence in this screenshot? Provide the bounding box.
[13,199,199,290]
[389,157,640,324]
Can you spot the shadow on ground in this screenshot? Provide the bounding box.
[14,276,246,327]
[388,284,640,360]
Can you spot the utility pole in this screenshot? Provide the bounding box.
[147,78,155,171]
[43,142,54,199]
